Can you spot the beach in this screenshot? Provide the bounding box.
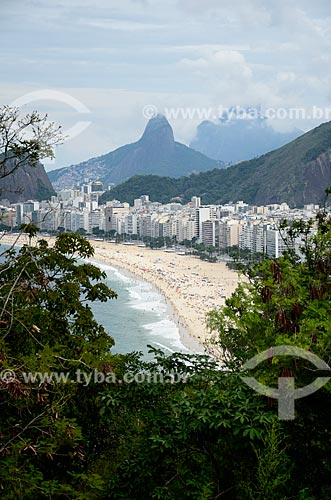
[0,234,241,348]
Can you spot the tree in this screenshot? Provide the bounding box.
[206,196,331,498]
[92,227,105,237]
[2,104,331,499]
[106,229,116,239]
[0,106,121,497]
[98,349,279,500]
[207,207,331,370]
[0,233,118,498]
[0,105,62,180]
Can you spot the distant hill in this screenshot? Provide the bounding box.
[100,120,331,207]
[48,114,222,190]
[190,111,303,163]
[0,160,55,203]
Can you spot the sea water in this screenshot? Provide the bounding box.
[87,260,197,358]
[0,243,200,359]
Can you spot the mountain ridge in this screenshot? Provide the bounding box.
[99,120,331,207]
[189,112,303,162]
[48,114,221,190]
[0,160,55,203]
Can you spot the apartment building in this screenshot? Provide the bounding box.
[105,203,130,233]
[201,220,216,247]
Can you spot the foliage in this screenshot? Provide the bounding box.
[98,349,280,500]
[0,105,60,201]
[2,204,331,498]
[0,232,117,498]
[36,177,56,201]
[0,105,62,178]
[2,100,331,498]
[207,210,331,371]
[99,174,180,206]
[238,422,292,500]
[206,196,331,498]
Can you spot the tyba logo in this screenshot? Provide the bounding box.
[241,345,330,420]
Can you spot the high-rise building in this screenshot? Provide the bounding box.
[105,204,130,232]
[191,196,201,208]
[202,220,216,247]
[195,207,210,241]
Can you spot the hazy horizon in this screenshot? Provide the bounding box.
[2,0,331,171]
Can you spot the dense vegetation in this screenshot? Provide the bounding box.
[3,206,331,498]
[36,177,56,201]
[2,108,331,498]
[99,174,181,205]
[100,120,331,207]
[0,232,118,497]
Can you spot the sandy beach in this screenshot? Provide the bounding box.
[0,234,241,348]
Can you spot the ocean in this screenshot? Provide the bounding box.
[0,243,202,358]
[87,260,203,358]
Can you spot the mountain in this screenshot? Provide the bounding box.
[49,114,221,190]
[100,120,331,207]
[0,160,55,203]
[190,111,303,163]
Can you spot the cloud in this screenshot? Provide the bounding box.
[1,0,330,168]
[78,19,167,31]
[180,50,252,81]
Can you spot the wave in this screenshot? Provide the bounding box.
[86,259,133,284]
[85,257,190,355]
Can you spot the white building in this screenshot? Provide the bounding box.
[105,204,130,233]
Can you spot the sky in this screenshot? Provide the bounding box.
[1,0,331,170]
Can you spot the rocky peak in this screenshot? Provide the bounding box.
[139,114,175,152]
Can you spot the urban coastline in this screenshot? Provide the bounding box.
[0,232,239,351]
[0,191,321,353]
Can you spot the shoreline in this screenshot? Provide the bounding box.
[88,240,240,347]
[0,234,202,353]
[102,262,205,354]
[0,234,241,350]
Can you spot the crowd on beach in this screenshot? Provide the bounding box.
[90,241,239,344]
[0,233,240,347]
